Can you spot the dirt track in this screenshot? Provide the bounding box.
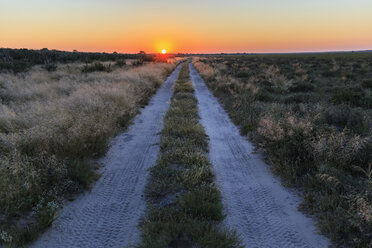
[189,63,330,248]
[30,62,330,248]
[30,64,181,248]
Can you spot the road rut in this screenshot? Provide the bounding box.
[189,63,330,248]
[30,64,182,248]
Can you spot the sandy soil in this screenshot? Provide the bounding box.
[189,63,330,248]
[30,64,182,248]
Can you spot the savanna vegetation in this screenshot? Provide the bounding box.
[0,48,157,74]
[0,57,176,246]
[193,53,372,247]
[139,62,241,248]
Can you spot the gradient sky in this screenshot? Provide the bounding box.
[1,0,372,53]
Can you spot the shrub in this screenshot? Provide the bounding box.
[33,198,60,228]
[330,87,365,107]
[236,71,250,78]
[132,59,144,67]
[322,70,340,77]
[42,63,57,72]
[289,82,315,92]
[255,89,275,102]
[362,79,372,89]
[284,93,313,104]
[320,106,370,135]
[115,59,126,67]
[82,62,112,73]
[12,61,30,73]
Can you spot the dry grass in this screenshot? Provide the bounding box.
[194,54,372,247]
[0,62,175,246]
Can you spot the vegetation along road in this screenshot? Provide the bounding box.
[189,63,330,248]
[30,64,182,248]
[30,62,332,248]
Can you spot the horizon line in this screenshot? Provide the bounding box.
[1,47,372,55]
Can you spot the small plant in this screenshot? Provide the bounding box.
[115,59,126,67]
[353,163,372,195]
[132,59,144,67]
[330,87,365,107]
[42,63,57,72]
[0,230,13,244]
[361,79,372,89]
[288,81,314,92]
[82,62,112,73]
[32,192,61,228]
[69,161,100,189]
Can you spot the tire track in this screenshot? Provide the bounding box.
[30,64,182,248]
[189,63,330,248]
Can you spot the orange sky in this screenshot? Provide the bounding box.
[1,0,372,53]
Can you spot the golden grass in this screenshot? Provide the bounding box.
[0,61,175,246]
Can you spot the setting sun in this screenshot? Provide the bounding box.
[161,49,167,54]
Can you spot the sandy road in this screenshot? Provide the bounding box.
[30,64,182,248]
[189,63,330,248]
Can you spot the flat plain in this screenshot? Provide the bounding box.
[0,50,371,247]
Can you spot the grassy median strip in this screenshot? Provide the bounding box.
[139,63,242,248]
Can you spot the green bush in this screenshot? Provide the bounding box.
[322,70,340,77]
[42,63,57,72]
[289,82,315,92]
[115,59,126,67]
[330,87,365,106]
[236,71,250,78]
[82,62,112,73]
[362,79,372,88]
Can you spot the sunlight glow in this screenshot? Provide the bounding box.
[1,1,372,53]
[161,49,167,54]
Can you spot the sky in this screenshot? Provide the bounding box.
[1,0,372,53]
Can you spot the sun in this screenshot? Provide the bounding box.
[161,49,167,54]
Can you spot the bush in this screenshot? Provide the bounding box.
[321,106,370,135]
[322,70,340,77]
[255,89,275,102]
[115,59,126,67]
[289,82,315,92]
[330,87,365,107]
[82,62,112,73]
[236,71,250,78]
[284,93,313,104]
[33,198,60,228]
[362,80,372,89]
[42,63,57,72]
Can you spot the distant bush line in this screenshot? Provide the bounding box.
[0,48,155,73]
